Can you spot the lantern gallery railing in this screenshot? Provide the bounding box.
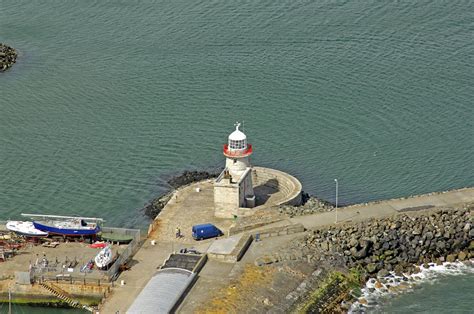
[223,144,252,157]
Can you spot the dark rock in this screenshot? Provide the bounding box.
[144,191,173,219]
[436,241,446,250]
[373,241,381,250]
[351,244,370,259]
[384,250,394,257]
[412,227,422,235]
[167,170,219,188]
[390,221,401,229]
[446,254,457,262]
[0,43,17,72]
[349,237,358,247]
[389,239,399,249]
[377,269,390,277]
[394,264,404,275]
[458,251,467,261]
[366,263,377,274]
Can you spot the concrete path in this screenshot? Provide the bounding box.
[99,241,173,313]
[291,188,474,229]
[100,181,231,313]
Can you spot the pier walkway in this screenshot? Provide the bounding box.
[99,180,229,313]
[291,187,474,229]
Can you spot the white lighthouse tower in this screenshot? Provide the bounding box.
[214,122,255,218]
[225,122,252,177]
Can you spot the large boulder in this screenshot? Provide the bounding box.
[366,263,377,274]
[457,251,467,261]
[446,254,457,262]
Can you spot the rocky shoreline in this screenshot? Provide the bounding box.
[144,170,219,219]
[306,206,472,277]
[0,43,17,72]
[279,192,335,217]
[286,204,473,311]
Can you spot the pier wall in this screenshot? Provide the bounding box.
[0,280,108,306]
[252,167,302,207]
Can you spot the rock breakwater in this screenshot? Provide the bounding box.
[304,206,473,278]
[279,192,334,217]
[0,43,17,72]
[273,205,473,312]
[167,170,218,189]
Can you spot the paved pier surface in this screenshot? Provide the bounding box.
[207,233,244,255]
[291,188,474,229]
[100,181,228,313]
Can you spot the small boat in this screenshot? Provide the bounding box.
[80,260,94,273]
[94,245,113,269]
[90,241,107,249]
[6,221,48,237]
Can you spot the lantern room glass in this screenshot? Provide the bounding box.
[229,139,246,150]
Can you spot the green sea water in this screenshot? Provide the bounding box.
[374,272,474,314]
[0,305,85,314]
[0,0,473,312]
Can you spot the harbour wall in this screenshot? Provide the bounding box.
[0,280,109,307]
[252,166,303,207]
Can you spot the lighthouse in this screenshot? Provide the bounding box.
[214,123,256,218]
[224,122,252,177]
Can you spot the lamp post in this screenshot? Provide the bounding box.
[334,179,338,223]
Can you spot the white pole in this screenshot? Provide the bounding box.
[334,179,338,223]
[8,287,12,314]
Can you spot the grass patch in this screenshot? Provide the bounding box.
[296,271,345,313]
[196,264,276,313]
[296,268,362,314]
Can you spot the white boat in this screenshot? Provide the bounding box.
[6,221,48,237]
[21,214,103,237]
[94,245,113,269]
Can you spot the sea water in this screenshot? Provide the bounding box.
[351,262,474,313]
[0,0,472,312]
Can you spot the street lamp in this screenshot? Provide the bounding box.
[334,179,338,223]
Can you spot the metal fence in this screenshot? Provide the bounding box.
[2,223,142,282]
[27,227,141,283]
[32,273,113,287]
[104,227,141,281]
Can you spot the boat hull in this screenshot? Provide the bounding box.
[33,221,100,236]
[6,221,49,237]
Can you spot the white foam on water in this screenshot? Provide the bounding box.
[349,259,474,313]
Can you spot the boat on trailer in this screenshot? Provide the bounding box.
[21,214,104,236]
[94,245,113,269]
[6,221,49,237]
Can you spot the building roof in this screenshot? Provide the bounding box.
[228,123,247,141]
[127,268,195,314]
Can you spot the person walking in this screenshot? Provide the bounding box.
[175,226,181,238]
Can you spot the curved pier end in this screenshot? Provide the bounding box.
[214,166,303,219]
